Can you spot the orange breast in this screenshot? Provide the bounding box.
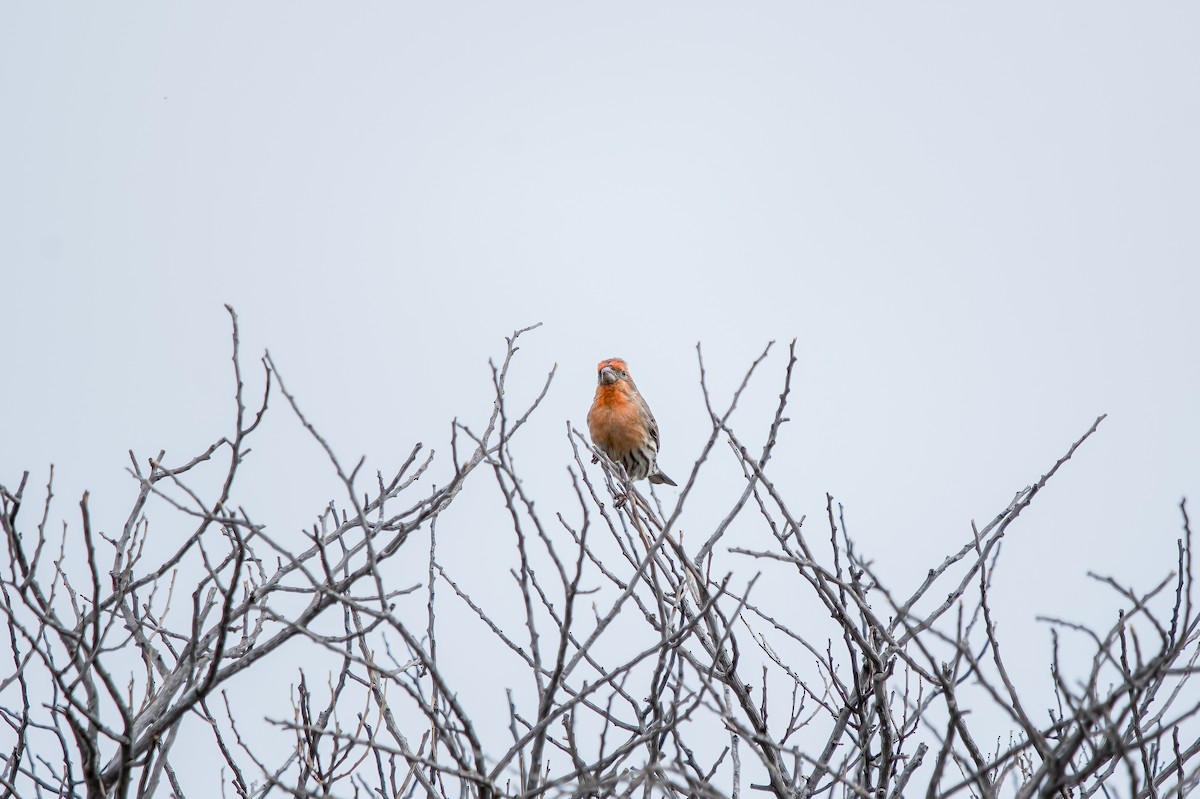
[588,385,643,455]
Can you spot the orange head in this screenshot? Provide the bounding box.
[596,358,630,386]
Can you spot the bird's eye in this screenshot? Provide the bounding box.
[619,370,627,377]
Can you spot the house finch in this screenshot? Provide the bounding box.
[587,358,677,486]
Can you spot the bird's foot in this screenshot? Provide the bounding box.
[591,453,600,464]
[614,493,629,509]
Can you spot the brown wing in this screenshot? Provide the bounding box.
[634,390,661,453]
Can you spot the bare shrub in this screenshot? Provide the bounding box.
[3,310,1197,798]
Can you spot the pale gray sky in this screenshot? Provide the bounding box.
[3,3,1199,793]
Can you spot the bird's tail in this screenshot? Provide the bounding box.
[649,470,677,487]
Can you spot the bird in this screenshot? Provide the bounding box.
[587,357,677,487]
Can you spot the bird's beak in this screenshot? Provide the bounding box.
[598,366,619,385]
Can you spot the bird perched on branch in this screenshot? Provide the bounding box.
[587,358,677,487]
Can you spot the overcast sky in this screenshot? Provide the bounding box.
[3,3,1199,793]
